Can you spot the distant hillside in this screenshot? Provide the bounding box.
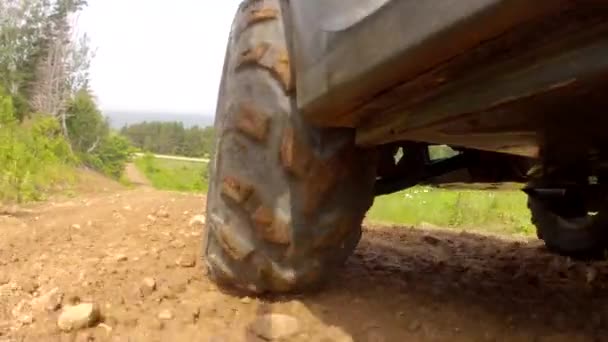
[104,110,215,129]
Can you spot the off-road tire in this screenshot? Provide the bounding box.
[527,195,608,257]
[203,0,377,294]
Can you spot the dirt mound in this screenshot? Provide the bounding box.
[0,187,607,341]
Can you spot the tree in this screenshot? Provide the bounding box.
[66,89,107,153]
[0,0,90,124]
[29,0,90,136]
[0,0,133,187]
[83,134,131,179]
[120,121,216,159]
[0,0,52,120]
[0,85,15,125]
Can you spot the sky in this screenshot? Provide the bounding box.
[78,0,242,115]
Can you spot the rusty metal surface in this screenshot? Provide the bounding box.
[354,20,608,156]
[287,0,608,156]
[288,0,569,126]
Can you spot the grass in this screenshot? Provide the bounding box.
[133,154,534,237]
[0,114,79,203]
[367,186,535,237]
[134,156,208,193]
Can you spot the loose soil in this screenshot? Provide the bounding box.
[1,173,608,341]
[124,163,150,187]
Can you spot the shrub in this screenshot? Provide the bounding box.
[81,134,131,180]
[66,90,132,179]
[0,92,76,202]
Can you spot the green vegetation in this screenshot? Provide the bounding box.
[0,1,535,238]
[0,0,132,203]
[121,122,215,159]
[135,154,208,192]
[0,92,77,202]
[367,186,534,236]
[66,90,132,179]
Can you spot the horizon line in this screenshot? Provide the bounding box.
[102,109,215,116]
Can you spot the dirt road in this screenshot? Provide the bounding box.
[1,176,608,341]
[132,153,209,164]
[124,164,150,187]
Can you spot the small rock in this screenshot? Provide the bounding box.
[18,278,39,294]
[158,309,173,321]
[148,318,164,330]
[190,306,200,322]
[168,280,188,294]
[66,294,82,305]
[240,297,252,304]
[74,331,95,342]
[176,253,196,268]
[0,273,9,285]
[11,299,29,318]
[181,305,201,324]
[170,240,186,249]
[57,303,101,332]
[114,254,128,262]
[140,277,156,296]
[109,310,138,327]
[123,205,132,211]
[98,323,113,335]
[31,287,63,312]
[364,322,380,330]
[408,320,421,332]
[250,313,300,340]
[17,314,34,325]
[0,320,11,330]
[71,224,81,230]
[586,266,598,284]
[189,215,206,227]
[419,221,440,230]
[156,209,170,218]
[421,233,441,245]
[147,215,156,222]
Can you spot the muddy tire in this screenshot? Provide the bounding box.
[527,195,608,257]
[203,0,377,294]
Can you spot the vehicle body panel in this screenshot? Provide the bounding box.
[288,0,608,157]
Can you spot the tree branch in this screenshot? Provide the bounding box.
[86,136,100,153]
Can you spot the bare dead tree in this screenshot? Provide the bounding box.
[29,2,90,139]
[30,33,71,135]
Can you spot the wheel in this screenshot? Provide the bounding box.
[203,0,377,294]
[527,189,608,257]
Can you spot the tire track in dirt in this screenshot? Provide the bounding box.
[0,186,607,341]
[124,163,151,187]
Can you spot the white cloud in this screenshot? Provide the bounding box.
[78,0,242,115]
